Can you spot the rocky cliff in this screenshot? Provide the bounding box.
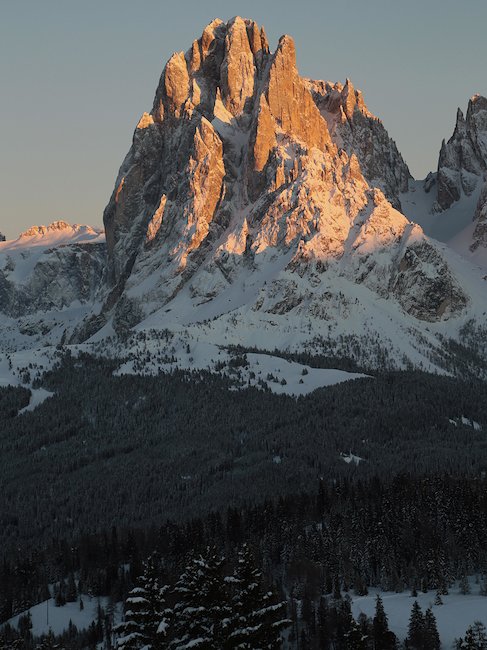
[436,95,487,210]
[307,78,411,209]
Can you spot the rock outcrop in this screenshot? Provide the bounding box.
[471,178,487,252]
[436,95,487,210]
[308,78,411,209]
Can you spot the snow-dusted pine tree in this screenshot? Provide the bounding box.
[226,544,290,649]
[116,553,170,649]
[170,548,231,650]
[424,607,441,650]
[456,621,487,649]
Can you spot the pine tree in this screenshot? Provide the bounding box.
[461,621,487,649]
[373,594,396,649]
[344,617,369,649]
[460,575,471,595]
[406,601,424,650]
[116,554,170,650]
[423,607,440,650]
[116,586,152,649]
[170,548,231,649]
[65,573,77,603]
[226,544,289,649]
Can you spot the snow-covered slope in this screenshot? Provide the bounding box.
[401,95,487,269]
[0,221,105,353]
[0,221,105,317]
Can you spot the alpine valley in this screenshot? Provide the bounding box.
[2,16,487,650]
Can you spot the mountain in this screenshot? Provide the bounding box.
[307,77,411,209]
[1,17,486,377]
[401,94,487,268]
[436,95,487,211]
[0,221,105,347]
[85,16,482,370]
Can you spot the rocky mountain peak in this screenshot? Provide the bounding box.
[307,78,410,209]
[91,17,472,351]
[436,94,487,210]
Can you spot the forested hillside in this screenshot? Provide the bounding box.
[1,354,487,556]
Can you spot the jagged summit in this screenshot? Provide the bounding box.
[436,94,487,211]
[86,15,475,358]
[18,221,102,240]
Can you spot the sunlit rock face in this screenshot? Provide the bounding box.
[307,78,411,210]
[436,95,487,210]
[99,15,468,340]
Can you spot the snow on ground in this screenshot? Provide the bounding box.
[448,416,483,431]
[18,388,54,414]
[115,336,370,396]
[240,353,369,395]
[351,580,487,647]
[401,180,480,244]
[449,219,487,270]
[340,452,364,465]
[401,180,487,271]
[5,596,117,638]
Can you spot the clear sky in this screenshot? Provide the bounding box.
[1,0,485,239]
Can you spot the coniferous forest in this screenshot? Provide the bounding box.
[1,354,487,648]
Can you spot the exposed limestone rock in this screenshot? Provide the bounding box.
[308,78,411,209]
[265,36,331,152]
[220,17,256,116]
[163,52,190,116]
[436,95,487,210]
[250,94,277,173]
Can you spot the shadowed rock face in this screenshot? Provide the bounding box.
[436,95,487,210]
[99,16,468,336]
[471,179,487,252]
[0,223,106,318]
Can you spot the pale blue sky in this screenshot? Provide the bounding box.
[1,0,485,238]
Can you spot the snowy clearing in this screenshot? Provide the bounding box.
[18,388,54,415]
[351,581,487,647]
[5,596,117,638]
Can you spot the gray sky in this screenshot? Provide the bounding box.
[1,0,485,239]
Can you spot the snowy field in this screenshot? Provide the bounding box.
[351,581,487,647]
[5,596,116,638]
[18,387,54,414]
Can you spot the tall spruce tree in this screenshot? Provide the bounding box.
[406,601,425,650]
[116,554,170,650]
[372,594,397,649]
[170,548,231,650]
[423,607,440,650]
[226,544,289,649]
